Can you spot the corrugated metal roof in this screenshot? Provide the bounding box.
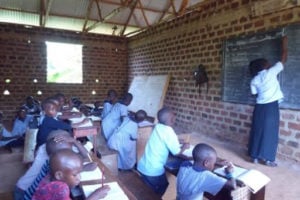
[0,0,206,37]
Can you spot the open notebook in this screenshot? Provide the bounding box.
[214,165,270,193]
[80,167,104,182]
[82,181,129,200]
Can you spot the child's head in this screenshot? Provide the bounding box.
[42,99,58,117]
[16,107,27,120]
[94,101,101,108]
[107,89,117,103]
[192,143,217,171]
[249,58,270,77]
[122,93,133,106]
[50,149,83,188]
[25,96,35,106]
[157,107,176,126]
[135,110,147,123]
[46,136,73,155]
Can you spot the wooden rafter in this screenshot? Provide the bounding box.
[100,0,173,14]
[39,0,45,26]
[120,0,138,36]
[82,0,95,32]
[158,0,173,23]
[170,0,178,17]
[137,0,149,27]
[95,0,103,21]
[42,0,54,27]
[84,0,136,32]
[178,0,189,16]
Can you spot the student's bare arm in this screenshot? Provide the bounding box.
[281,36,288,64]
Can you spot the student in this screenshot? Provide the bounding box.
[137,107,189,196]
[0,107,33,148]
[15,129,94,200]
[101,92,132,140]
[22,96,41,116]
[32,149,110,200]
[176,143,236,200]
[53,93,68,112]
[248,36,288,167]
[108,110,147,170]
[37,99,89,147]
[91,101,102,116]
[101,89,118,119]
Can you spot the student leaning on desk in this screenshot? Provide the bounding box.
[177,143,236,200]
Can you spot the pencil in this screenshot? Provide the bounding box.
[101,167,104,187]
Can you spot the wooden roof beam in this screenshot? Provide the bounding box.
[85,0,136,32]
[39,0,46,26]
[120,0,138,36]
[82,0,95,32]
[137,0,149,27]
[42,0,54,27]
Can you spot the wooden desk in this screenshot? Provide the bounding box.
[73,126,98,157]
[72,155,137,200]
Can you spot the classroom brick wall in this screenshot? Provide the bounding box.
[0,23,128,123]
[128,0,300,161]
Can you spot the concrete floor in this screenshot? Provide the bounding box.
[163,132,300,200]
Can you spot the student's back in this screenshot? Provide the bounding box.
[176,143,235,200]
[101,93,132,140]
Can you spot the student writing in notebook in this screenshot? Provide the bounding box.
[32,149,110,200]
[15,129,95,200]
[137,107,189,196]
[176,143,236,200]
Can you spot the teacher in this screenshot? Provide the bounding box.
[248,36,287,167]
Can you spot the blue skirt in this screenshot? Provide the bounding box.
[248,101,279,161]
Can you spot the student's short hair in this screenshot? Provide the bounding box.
[41,97,57,110]
[249,58,268,77]
[135,110,147,122]
[42,98,56,111]
[107,89,117,97]
[123,93,133,101]
[47,129,71,140]
[50,149,81,176]
[192,143,217,162]
[157,107,173,124]
[53,93,65,99]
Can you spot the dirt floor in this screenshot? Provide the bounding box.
[163,132,300,200]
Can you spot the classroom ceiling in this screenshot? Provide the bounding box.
[0,0,207,37]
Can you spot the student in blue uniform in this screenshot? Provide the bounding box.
[108,110,147,170]
[101,92,132,140]
[0,107,33,148]
[101,89,118,119]
[248,36,288,167]
[37,99,89,147]
[137,107,189,196]
[177,143,235,200]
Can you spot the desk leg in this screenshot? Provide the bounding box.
[251,186,265,200]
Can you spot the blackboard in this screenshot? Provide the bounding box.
[222,24,300,110]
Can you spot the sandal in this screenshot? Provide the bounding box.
[265,160,278,167]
